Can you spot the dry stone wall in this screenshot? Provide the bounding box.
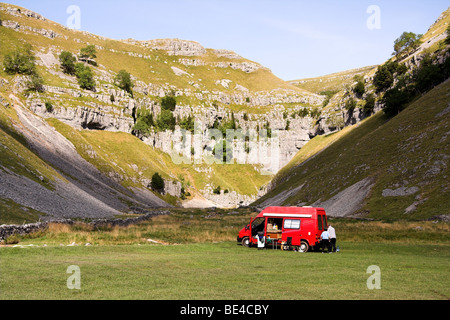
[0,210,170,241]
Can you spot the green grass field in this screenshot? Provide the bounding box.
[1,242,449,300]
[1,210,449,300]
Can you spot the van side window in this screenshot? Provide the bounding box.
[318,215,323,231]
[322,215,327,228]
[284,219,300,229]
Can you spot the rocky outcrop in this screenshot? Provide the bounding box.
[30,100,134,132]
[213,49,242,60]
[200,184,260,209]
[1,19,63,39]
[0,5,46,21]
[135,39,207,56]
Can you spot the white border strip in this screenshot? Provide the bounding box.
[263,213,312,218]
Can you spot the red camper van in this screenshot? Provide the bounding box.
[237,207,328,252]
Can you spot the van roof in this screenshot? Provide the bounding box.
[256,206,325,218]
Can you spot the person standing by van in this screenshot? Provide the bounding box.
[320,228,331,253]
[255,231,266,250]
[328,224,337,252]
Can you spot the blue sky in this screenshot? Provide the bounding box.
[5,0,449,80]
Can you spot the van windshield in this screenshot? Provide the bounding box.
[251,218,265,236]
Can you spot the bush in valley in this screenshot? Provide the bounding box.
[381,52,450,118]
[353,80,366,97]
[393,32,422,60]
[74,63,95,91]
[298,107,310,118]
[212,139,233,163]
[262,120,272,139]
[60,51,95,91]
[285,119,290,131]
[115,69,134,96]
[151,172,165,191]
[213,186,221,195]
[79,45,97,65]
[26,73,44,92]
[344,97,357,114]
[413,54,446,93]
[373,64,394,93]
[309,108,322,119]
[213,113,238,136]
[382,85,414,117]
[133,108,154,136]
[161,95,177,111]
[376,61,407,91]
[156,109,176,132]
[179,114,194,133]
[59,51,76,75]
[373,61,406,93]
[45,101,53,113]
[151,95,177,132]
[3,44,45,93]
[3,44,36,75]
[320,90,338,108]
[363,93,376,116]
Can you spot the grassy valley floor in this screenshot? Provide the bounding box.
[1,210,449,300]
[1,242,449,300]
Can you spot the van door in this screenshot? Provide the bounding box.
[282,218,301,246]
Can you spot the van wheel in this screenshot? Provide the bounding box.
[299,241,309,253]
[242,237,250,248]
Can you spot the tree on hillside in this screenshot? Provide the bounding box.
[353,80,366,97]
[3,44,45,93]
[363,93,376,116]
[132,108,154,136]
[156,94,177,132]
[373,61,406,93]
[161,95,177,111]
[26,73,44,93]
[115,70,134,96]
[179,114,195,133]
[151,172,165,192]
[156,109,176,132]
[3,44,36,75]
[413,54,446,93]
[59,51,77,75]
[344,97,357,114]
[74,63,95,91]
[382,85,414,118]
[79,45,97,65]
[393,32,422,60]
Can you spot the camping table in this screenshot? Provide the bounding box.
[266,238,279,250]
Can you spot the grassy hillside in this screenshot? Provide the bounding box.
[1,3,449,222]
[256,80,450,219]
[289,65,377,95]
[0,2,288,219]
[46,118,271,199]
[0,3,306,96]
